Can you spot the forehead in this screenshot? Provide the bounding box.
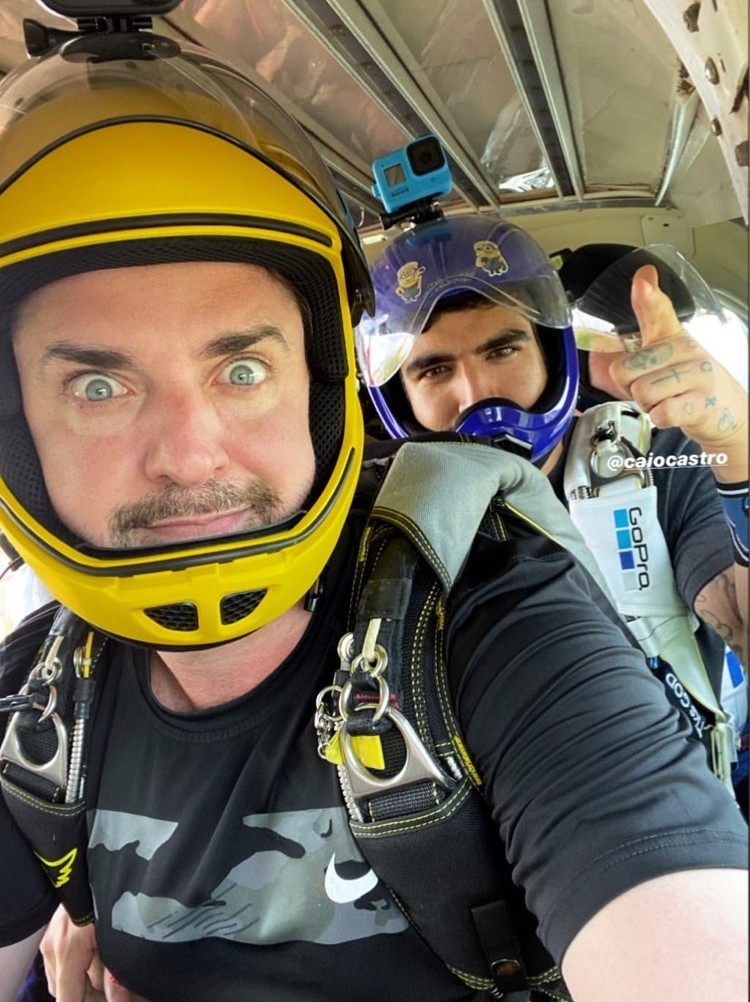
[13,259,301,336]
[421,301,536,346]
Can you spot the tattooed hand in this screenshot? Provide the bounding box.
[608,265,748,483]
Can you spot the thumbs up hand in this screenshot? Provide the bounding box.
[608,265,747,483]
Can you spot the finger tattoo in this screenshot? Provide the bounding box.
[624,343,673,369]
[718,408,738,432]
[651,366,691,385]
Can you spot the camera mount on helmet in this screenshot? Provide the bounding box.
[26,0,182,58]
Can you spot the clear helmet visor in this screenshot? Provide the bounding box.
[571,243,727,351]
[356,218,571,387]
[0,31,362,278]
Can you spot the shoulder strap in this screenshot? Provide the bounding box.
[563,401,735,790]
[317,440,577,999]
[0,604,108,924]
[373,439,612,597]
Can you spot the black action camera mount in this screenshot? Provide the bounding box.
[25,0,182,56]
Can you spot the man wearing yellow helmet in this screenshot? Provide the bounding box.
[0,14,746,1002]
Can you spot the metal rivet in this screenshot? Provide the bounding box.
[705,58,720,83]
[492,959,523,977]
[711,118,722,135]
[683,2,700,32]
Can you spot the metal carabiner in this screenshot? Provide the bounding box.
[339,673,391,725]
[586,410,651,490]
[30,634,65,686]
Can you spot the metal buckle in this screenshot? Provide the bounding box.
[340,705,456,799]
[0,708,69,791]
[0,633,69,791]
[587,417,650,490]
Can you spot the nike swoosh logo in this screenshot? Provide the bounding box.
[324,853,379,904]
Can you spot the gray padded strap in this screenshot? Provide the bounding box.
[370,440,612,600]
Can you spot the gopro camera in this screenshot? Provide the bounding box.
[371,135,452,216]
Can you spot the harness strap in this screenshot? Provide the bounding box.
[564,403,735,790]
[373,440,610,598]
[0,605,106,924]
[318,440,578,1000]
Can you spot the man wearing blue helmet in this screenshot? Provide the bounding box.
[359,217,746,784]
[359,215,578,465]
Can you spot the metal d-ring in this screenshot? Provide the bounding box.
[340,704,456,799]
[339,675,390,724]
[0,708,69,791]
[588,436,650,489]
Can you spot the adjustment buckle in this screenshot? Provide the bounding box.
[340,705,456,799]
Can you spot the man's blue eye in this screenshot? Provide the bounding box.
[225,360,266,385]
[85,378,114,400]
[72,375,125,401]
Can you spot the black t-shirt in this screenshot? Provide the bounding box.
[1,506,746,1001]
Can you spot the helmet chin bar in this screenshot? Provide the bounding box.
[454,398,558,465]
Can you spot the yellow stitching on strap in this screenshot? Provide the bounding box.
[452,734,483,787]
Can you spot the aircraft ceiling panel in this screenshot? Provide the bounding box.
[376,0,552,194]
[0,0,745,227]
[549,0,675,190]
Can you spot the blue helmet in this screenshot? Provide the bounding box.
[356,214,577,463]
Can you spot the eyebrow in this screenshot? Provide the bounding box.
[40,326,291,370]
[403,329,532,379]
[41,342,136,370]
[200,326,291,359]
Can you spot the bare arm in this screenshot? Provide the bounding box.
[695,565,748,668]
[0,927,45,1002]
[562,868,748,1002]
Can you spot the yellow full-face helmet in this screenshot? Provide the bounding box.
[0,24,372,647]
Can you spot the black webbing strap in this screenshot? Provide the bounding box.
[0,606,104,924]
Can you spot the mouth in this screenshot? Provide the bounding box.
[133,509,253,543]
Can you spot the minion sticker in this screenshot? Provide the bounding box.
[474,240,508,276]
[395,261,426,302]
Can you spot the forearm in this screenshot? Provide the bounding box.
[694,565,747,669]
[562,869,748,1002]
[0,927,46,1002]
[703,411,747,485]
[714,479,749,660]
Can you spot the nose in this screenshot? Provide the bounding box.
[453,365,495,421]
[143,388,230,487]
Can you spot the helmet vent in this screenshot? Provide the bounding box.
[144,602,199,632]
[220,590,267,625]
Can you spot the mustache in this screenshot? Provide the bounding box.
[108,479,283,544]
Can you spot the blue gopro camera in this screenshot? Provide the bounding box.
[371,135,452,215]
